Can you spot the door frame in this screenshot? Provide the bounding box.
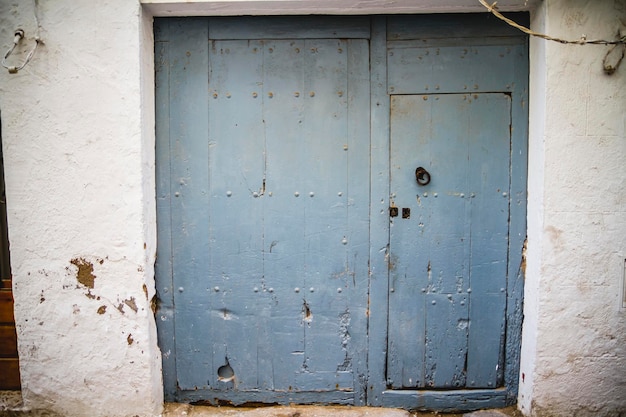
[153,14,528,410]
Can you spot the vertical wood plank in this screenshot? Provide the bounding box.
[263,39,307,391]
[367,16,390,406]
[206,39,266,391]
[465,94,510,389]
[387,94,429,389]
[300,38,350,385]
[168,18,211,391]
[154,17,177,400]
[345,38,371,405]
[504,41,529,404]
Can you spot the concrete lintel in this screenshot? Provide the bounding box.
[141,0,540,17]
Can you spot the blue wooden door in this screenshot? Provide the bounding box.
[155,15,528,410]
[155,18,371,405]
[386,93,511,390]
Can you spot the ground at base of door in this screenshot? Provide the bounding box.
[0,392,521,417]
[163,403,522,417]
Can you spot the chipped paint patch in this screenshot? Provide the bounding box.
[70,258,96,289]
[124,297,138,313]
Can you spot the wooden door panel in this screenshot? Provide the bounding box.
[158,18,370,401]
[387,93,511,390]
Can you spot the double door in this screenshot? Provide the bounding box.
[155,15,527,410]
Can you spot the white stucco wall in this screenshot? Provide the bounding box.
[520,0,626,416]
[0,1,161,416]
[0,0,624,416]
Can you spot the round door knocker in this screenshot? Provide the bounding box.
[415,167,431,186]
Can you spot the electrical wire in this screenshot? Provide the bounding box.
[479,0,626,45]
[2,0,42,74]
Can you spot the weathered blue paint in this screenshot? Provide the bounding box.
[155,17,370,405]
[154,14,528,411]
[387,93,511,390]
[371,14,528,410]
[382,388,508,412]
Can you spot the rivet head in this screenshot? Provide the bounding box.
[460,301,466,306]
[294,191,300,197]
[309,91,315,97]
[268,288,274,293]
[341,237,348,245]
[390,288,395,293]
[467,288,472,293]
[338,192,343,197]
[421,288,426,293]
[447,294,452,300]
[294,287,300,293]
[460,193,465,198]
[226,93,231,98]
[309,192,315,197]
[309,287,315,292]
[337,288,342,293]
[226,191,232,197]
[338,91,344,97]
[431,300,436,305]
[213,93,218,98]
[252,191,259,198]
[214,286,220,292]
[268,92,274,98]
[174,192,180,197]
[433,192,438,197]
[253,287,259,292]
[178,287,184,292]
[294,92,300,97]
[252,92,258,98]
[343,144,348,150]
[423,192,428,197]
[502,192,508,197]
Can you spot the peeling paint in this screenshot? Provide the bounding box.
[124,297,138,313]
[70,258,97,289]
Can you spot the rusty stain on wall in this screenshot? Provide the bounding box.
[124,297,138,313]
[97,305,107,315]
[127,334,134,345]
[70,257,97,288]
[117,297,139,314]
